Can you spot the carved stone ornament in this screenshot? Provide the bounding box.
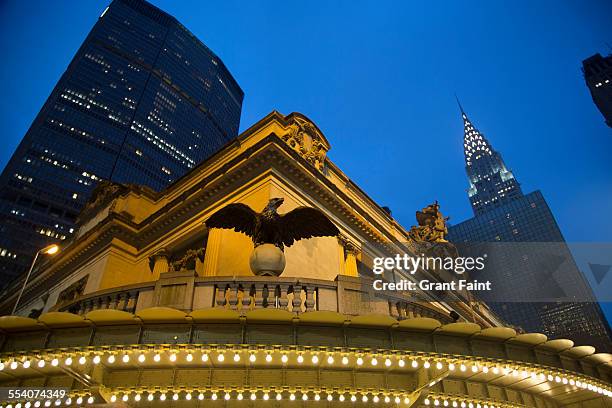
[282,116,329,171]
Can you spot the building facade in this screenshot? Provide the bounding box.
[582,52,612,127]
[448,107,611,352]
[0,0,243,281]
[0,111,609,407]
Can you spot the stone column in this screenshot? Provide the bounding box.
[337,236,359,277]
[149,249,170,278]
[202,228,222,276]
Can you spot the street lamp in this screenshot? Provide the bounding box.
[11,244,60,315]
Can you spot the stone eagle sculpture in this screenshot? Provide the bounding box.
[205,198,339,251]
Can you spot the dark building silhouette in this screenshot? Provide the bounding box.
[582,52,612,127]
[0,0,243,281]
[448,105,611,352]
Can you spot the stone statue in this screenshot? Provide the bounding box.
[408,201,449,243]
[205,198,339,276]
[171,248,205,272]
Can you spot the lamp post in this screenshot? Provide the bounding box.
[11,244,60,315]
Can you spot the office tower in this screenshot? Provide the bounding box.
[582,52,612,127]
[0,0,243,280]
[448,105,611,352]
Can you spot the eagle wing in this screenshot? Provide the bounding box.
[278,207,340,247]
[205,203,258,238]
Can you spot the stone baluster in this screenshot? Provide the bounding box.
[236,285,245,312]
[126,291,137,313]
[254,284,266,309]
[273,285,281,309]
[117,292,128,311]
[108,294,119,310]
[261,285,270,308]
[285,285,295,312]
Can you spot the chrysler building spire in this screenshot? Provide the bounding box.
[457,102,523,215]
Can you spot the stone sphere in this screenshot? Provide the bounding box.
[249,244,286,276]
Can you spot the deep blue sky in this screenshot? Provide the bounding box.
[1,1,611,324]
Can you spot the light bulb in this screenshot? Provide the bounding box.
[302,393,308,401]
[185,393,191,400]
[237,393,243,400]
[78,357,86,365]
[217,353,225,362]
[186,353,193,362]
[249,353,256,362]
[424,361,431,368]
[250,393,256,400]
[339,395,345,402]
[436,361,443,370]
[362,395,368,402]
[211,393,218,400]
[201,353,209,362]
[110,395,117,403]
[350,394,357,402]
[138,354,145,363]
[159,393,166,401]
[122,355,129,363]
[106,355,114,364]
[51,358,59,367]
[327,355,334,364]
[342,356,349,365]
[371,357,378,366]
[327,394,333,401]
[134,394,141,402]
[385,358,392,367]
[373,395,380,403]
[276,393,282,400]
[234,353,241,362]
[314,393,320,401]
[169,353,177,362]
[198,393,204,400]
[356,357,364,366]
[122,394,128,402]
[290,393,296,401]
[147,394,154,401]
[399,359,405,367]
[281,354,288,363]
[23,360,31,369]
[224,393,230,401]
[311,355,319,364]
[173,393,179,401]
[449,363,456,371]
[265,353,272,363]
[263,393,270,401]
[92,356,100,365]
[153,354,161,362]
[411,360,419,368]
[297,355,304,364]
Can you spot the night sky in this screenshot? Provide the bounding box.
[1,1,611,323]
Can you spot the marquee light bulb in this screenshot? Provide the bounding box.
[201,353,209,362]
[436,362,443,370]
[424,361,431,369]
[399,359,406,367]
[449,363,456,371]
[350,395,357,402]
[138,354,145,363]
[75,398,82,405]
[51,358,59,367]
[153,354,161,362]
[290,393,296,401]
[385,358,392,367]
[211,393,218,400]
[173,393,179,401]
[250,393,256,400]
[265,353,272,363]
[302,394,308,401]
[78,356,86,365]
[281,354,288,363]
[405,397,411,404]
[371,357,378,366]
[362,395,369,402]
[169,353,177,362]
[92,356,100,365]
[224,393,230,401]
[411,360,419,368]
[122,355,129,363]
[297,355,304,364]
[10,361,18,370]
[460,364,467,372]
[134,394,141,402]
[249,353,256,363]
[122,394,128,402]
[263,393,270,401]
[385,396,391,403]
[276,393,282,401]
[327,355,334,364]
[373,395,380,403]
[147,394,154,402]
[342,356,349,365]
[237,393,243,400]
[186,353,193,362]
[314,393,320,401]
[198,393,204,400]
[356,357,364,366]
[110,395,116,403]
[106,355,115,364]
[234,353,241,362]
[327,394,333,401]
[159,393,166,401]
[395,396,401,404]
[217,353,225,362]
[311,355,319,364]
[339,395,345,402]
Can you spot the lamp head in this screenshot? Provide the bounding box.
[42,244,60,255]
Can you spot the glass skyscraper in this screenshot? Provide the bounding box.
[0,0,243,281]
[448,105,611,352]
[582,52,612,128]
